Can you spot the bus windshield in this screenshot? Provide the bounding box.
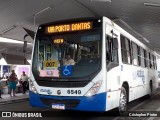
[32,30,102,80]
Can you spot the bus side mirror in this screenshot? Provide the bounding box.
[112,38,118,50]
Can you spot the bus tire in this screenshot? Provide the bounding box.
[119,87,127,116]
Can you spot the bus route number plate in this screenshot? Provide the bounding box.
[52,104,65,110]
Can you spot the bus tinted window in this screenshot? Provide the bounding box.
[154,56,157,70]
[152,55,154,69]
[106,36,119,63]
[148,52,152,68]
[151,55,156,70]
[140,47,145,68]
[145,51,150,68]
[33,30,102,79]
[132,42,139,66]
[121,35,131,64]
[144,50,147,67]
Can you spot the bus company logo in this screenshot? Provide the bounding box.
[57,90,61,95]
[40,89,52,95]
[2,112,11,117]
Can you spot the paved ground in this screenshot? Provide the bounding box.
[1,89,160,120]
[114,88,160,120]
[0,92,29,104]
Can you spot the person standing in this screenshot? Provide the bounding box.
[9,70,17,97]
[20,71,29,94]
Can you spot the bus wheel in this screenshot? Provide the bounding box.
[119,87,127,115]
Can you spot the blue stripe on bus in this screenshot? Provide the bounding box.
[29,91,106,112]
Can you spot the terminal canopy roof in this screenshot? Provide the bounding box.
[0,53,30,65]
[0,0,160,59]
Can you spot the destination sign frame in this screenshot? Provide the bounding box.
[46,21,93,34]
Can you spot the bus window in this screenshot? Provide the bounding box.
[121,35,131,64]
[145,51,150,68]
[140,47,145,68]
[106,36,111,62]
[154,56,157,70]
[151,55,154,69]
[112,38,119,63]
[144,49,147,67]
[33,31,102,79]
[137,46,141,66]
[106,35,119,64]
[131,42,139,66]
[151,55,155,69]
[39,42,45,61]
[46,44,51,60]
[148,52,152,68]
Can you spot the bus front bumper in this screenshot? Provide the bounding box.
[29,91,106,112]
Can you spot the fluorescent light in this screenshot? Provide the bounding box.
[0,58,7,65]
[34,7,51,16]
[34,6,52,31]
[91,0,111,2]
[143,37,149,43]
[0,37,32,44]
[1,26,16,34]
[27,60,31,64]
[144,2,160,7]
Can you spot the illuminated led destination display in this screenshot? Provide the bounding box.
[47,21,92,33]
[53,38,64,44]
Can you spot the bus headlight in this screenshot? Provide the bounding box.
[85,80,102,97]
[30,81,38,94]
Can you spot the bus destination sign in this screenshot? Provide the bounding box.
[53,38,64,44]
[47,21,92,34]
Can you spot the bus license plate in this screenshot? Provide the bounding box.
[52,104,65,110]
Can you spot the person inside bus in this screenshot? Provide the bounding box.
[63,54,75,66]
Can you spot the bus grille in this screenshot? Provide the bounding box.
[40,97,80,108]
[36,81,89,88]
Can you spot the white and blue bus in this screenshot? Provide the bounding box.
[29,17,158,114]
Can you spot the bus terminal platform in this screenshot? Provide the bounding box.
[0,92,29,105]
[0,78,28,104]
